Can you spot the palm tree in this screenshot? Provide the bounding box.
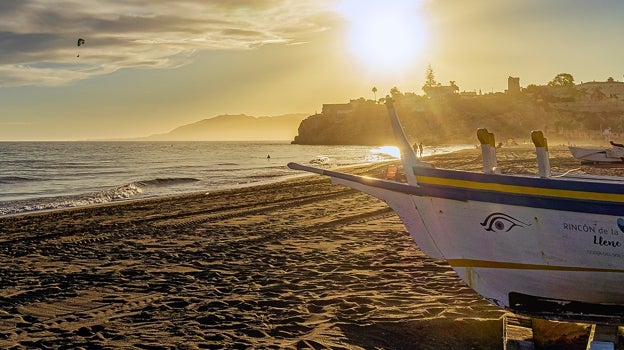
[372,86,378,102]
[450,81,459,93]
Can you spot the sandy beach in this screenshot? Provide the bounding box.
[1,145,619,349]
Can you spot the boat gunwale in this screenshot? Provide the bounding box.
[297,163,624,216]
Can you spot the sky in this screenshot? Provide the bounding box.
[1,0,624,140]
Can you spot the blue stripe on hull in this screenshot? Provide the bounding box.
[415,181,623,215]
[319,167,624,216]
[414,167,624,215]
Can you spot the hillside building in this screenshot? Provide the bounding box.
[321,103,352,117]
[507,76,520,94]
[422,82,459,98]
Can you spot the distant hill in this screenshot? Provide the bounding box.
[144,114,308,141]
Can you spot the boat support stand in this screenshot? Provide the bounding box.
[503,314,620,350]
[586,324,619,350]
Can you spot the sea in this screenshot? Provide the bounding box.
[0,141,468,216]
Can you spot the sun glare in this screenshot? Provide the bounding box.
[338,0,427,71]
[371,146,401,159]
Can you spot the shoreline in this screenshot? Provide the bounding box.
[0,160,391,219]
[0,146,618,349]
[0,143,474,218]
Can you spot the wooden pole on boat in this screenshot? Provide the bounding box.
[477,128,500,174]
[477,129,492,173]
[385,98,420,186]
[531,130,551,178]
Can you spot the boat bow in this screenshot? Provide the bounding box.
[288,98,624,326]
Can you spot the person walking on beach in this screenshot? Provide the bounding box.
[418,142,423,158]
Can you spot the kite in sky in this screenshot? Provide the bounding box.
[77,38,85,57]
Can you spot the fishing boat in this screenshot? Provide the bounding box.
[288,100,624,343]
[569,141,624,164]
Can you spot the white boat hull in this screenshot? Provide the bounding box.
[416,196,624,321]
[289,163,624,324]
[569,146,624,163]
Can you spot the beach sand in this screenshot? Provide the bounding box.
[0,145,620,349]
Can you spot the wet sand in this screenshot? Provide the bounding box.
[0,146,618,349]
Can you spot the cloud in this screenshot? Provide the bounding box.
[0,0,336,87]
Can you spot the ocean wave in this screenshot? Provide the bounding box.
[248,172,291,180]
[136,177,200,187]
[0,178,206,216]
[364,153,397,162]
[0,183,145,216]
[0,176,40,184]
[309,156,333,165]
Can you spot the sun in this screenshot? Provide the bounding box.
[338,0,427,71]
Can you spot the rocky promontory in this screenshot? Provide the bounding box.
[292,94,547,146]
[292,90,624,146]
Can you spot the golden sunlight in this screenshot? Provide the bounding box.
[338,0,427,71]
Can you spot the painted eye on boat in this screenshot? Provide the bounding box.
[480,213,529,233]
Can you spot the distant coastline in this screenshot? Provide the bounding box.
[119,113,308,142]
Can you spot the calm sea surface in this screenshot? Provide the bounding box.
[0,141,466,216]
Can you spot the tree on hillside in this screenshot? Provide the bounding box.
[524,84,541,94]
[548,73,575,87]
[449,81,459,93]
[423,64,437,88]
[424,64,437,86]
[422,65,442,97]
[372,86,377,102]
[390,86,403,99]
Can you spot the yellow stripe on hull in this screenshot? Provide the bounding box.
[447,259,624,274]
[416,175,624,203]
